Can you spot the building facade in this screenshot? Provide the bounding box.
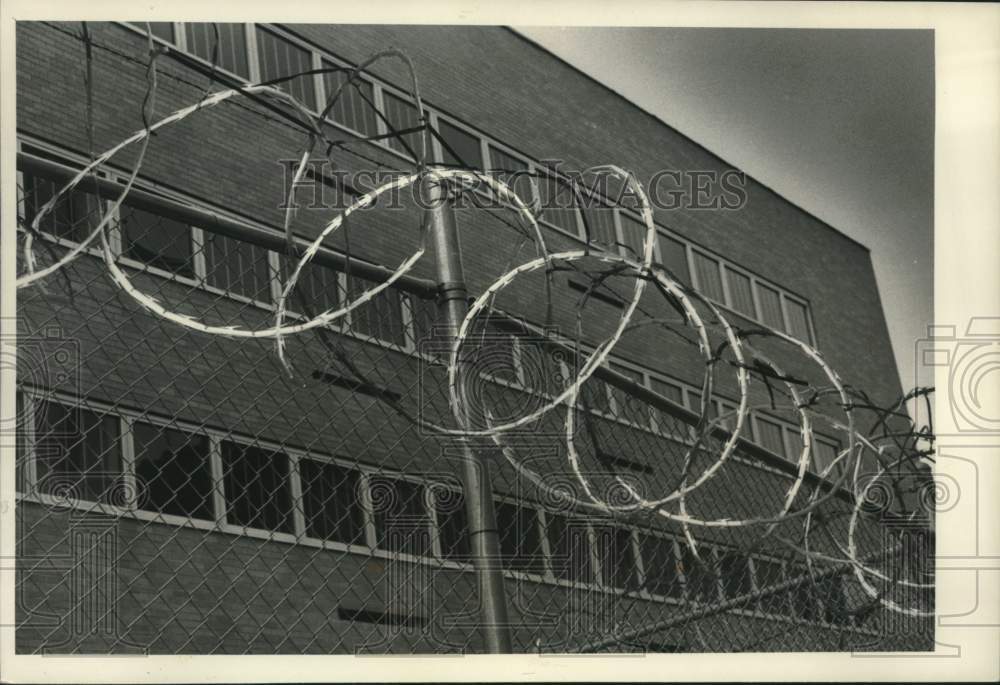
[13,21,930,654]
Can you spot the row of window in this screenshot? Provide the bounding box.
[125,21,818,346]
[16,393,854,627]
[17,139,840,481]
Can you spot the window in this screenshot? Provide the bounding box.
[534,170,580,235]
[753,558,790,616]
[381,91,424,158]
[433,486,470,561]
[580,373,613,415]
[184,23,250,79]
[609,363,643,421]
[470,327,519,384]
[783,428,805,463]
[495,500,544,573]
[300,458,366,545]
[755,416,787,459]
[594,525,640,591]
[813,440,841,477]
[255,27,316,109]
[437,119,482,169]
[221,440,293,533]
[134,421,213,520]
[649,377,686,439]
[546,513,592,583]
[322,60,378,137]
[617,213,647,260]
[347,275,407,346]
[658,234,690,285]
[756,282,784,330]
[21,171,102,243]
[283,257,342,316]
[370,476,431,557]
[679,546,719,603]
[147,22,175,43]
[725,267,756,319]
[34,401,121,504]
[120,204,195,277]
[718,552,753,599]
[204,232,273,303]
[580,200,617,249]
[487,145,534,204]
[784,297,812,343]
[638,533,682,598]
[692,251,724,303]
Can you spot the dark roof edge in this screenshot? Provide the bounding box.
[506,26,873,254]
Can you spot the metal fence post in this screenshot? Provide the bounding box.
[423,171,513,653]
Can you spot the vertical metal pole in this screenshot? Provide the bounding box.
[424,172,512,653]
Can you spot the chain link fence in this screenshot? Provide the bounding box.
[12,137,934,656]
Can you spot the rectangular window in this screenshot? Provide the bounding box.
[718,552,754,599]
[783,427,805,463]
[495,500,544,573]
[658,234,690,285]
[580,200,617,250]
[282,256,342,316]
[638,533,683,598]
[204,232,273,303]
[300,458,366,545]
[617,213,647,260]
[120,204,195,278]
[609,363,643,422]
[813,440,841,478]
[321,60,378,137]
[22,171,102,243]
[725,267,756,319]
[381,91,423,158]
[546,513,593,583]
[649,377,686,439]
[35,401,121,504]
[371,476,431,557]
[754,558,790,616]
[755,416,787,459]
[147,22,175,43]
[255,27,316,110]
[487,145,535,204]
[433,487,470,561]
[221,440,293,533]
[347,275,407,347]
[756,282,784,330]
[680,546,719,603]
[437,119,482,169]
[535,170,580,235]
[133,421,213,520]
[784,297,812,343]
[184,23,250,79]
[593,525,640,591]
[580,374,613,415]
[692,251,724,302]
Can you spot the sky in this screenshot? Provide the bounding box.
[515,27,935,396]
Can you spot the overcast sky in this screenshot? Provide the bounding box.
[515,27,934,395]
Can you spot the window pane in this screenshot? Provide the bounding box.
[321,60,377,137]
[221,440,293,533]
[300,458,366,545]
[754,558,790,615]
[609,362,643,421]
[546,513,592,583]
[535,171,579,235]
[255,27,316,109]
[580,374,612,415]
[148,22,175,43]
[785,297,812,343]
[184,23,249,78]
[371,476,430,556]
[495,501,544,573]
[726,267,756,318]
[580,201,617,249]
[618,214,648,260]
[348,276,406,346]
[755,417,787,459]
[658,233,690,285]
[437,119,482,169]
[22,172,101,243]
[639,534,682,597]
[756,282,784,330]
[134,421,213,520]
[718,552,753,599]
[283,256,342,316]
[692,251,724,302]
[813,440,841,477]
[432,486,469,561]
[204,232,273,302]
[594,525,640,591]
[121,204,194,277]
[35,401,121,504]
[784,427,805,463]
[382,91,423,157]
[487,145,535,204]
[649,377,686,439]
[680,546,719,603]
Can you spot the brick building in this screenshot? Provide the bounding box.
[13,21,930,654]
